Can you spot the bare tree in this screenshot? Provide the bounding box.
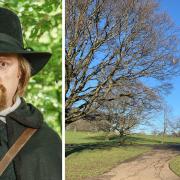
[161,103,172,143]
[66,0,180,124]
[94,80,162,136]
[169,117,180,137]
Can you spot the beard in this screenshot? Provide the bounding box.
[0,84,7,111]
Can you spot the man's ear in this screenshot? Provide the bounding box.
[18,71,21,79]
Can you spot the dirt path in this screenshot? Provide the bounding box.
[91,149,180,180]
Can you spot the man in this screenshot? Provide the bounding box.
[0,7,61,180]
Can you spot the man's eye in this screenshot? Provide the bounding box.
[0,62,8,68]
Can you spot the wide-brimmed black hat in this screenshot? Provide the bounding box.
[0,7,52,76]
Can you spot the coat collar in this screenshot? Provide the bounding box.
[4,97,43,148]
[6,97,43,129]
[0,96,21,124]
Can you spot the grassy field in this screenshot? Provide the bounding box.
[66,131,180,180]
[66,131,180,145]
[169,155,180,177]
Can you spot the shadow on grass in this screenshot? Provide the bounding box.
[66,142,125,157]
[66,135,180,157]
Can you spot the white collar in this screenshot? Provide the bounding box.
[0,96,21,124]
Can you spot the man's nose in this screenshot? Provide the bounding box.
[0,78,4,86]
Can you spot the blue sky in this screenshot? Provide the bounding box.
[159,0,180,117]
[135,0,180,133]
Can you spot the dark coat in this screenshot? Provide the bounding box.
[3,97,62,180]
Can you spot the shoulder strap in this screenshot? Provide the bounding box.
[0,127,37,176]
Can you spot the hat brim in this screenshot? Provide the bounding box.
[0,50,52,76]
[21,51,52,76]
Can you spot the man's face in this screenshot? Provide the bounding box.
[0,53,20,110]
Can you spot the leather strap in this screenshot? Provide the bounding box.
[0,128,37,176]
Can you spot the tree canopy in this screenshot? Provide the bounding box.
[66,0,180,130]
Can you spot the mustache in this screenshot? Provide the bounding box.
[0,84,6,94]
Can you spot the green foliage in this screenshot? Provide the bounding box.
[0,0,62,135]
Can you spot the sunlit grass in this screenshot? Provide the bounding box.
[66,131,180,179]
[66,145,150,180]
[66,131,180,145]
[169,155,180,177]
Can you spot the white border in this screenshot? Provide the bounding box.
[62,0,65,179]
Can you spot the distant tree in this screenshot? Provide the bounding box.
[94,80,162,136]
[152,129,160,136]
[169,117,180,137]
[66,0,180,124]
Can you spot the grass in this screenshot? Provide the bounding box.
[169,155,180,177]
[66,131,108,144]
[66,131,180,145]
[131,134,180,144]
[66,146,150,180]
[66,131,180,180]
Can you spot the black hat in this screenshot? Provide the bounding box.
[0,7,52,76]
